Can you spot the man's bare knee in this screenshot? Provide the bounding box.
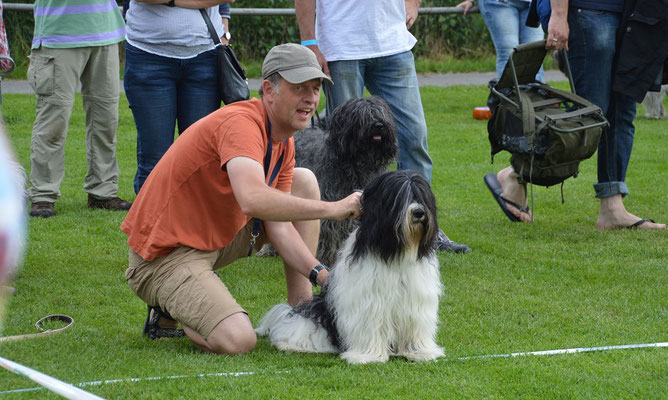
[292,167,320,200]
[206,312,257,355]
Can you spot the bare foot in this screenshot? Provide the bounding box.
[497,167,532,222]
[596,195,666,230]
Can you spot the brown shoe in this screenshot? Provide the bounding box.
[30,201,55,218]
[87,195,132,211]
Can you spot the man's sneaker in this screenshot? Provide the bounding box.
[29,201,55,218]
[87,194,132,211]
[435,229,471,254]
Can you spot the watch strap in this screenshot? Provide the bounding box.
[309,264,329,286]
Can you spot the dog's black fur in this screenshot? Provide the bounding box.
[292,171,438,350]
[258,96,398,266]
[256,171,442,363]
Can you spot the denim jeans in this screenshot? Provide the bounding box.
[479,0,545,81]
[124,43,220,194]
[565,8,636,198]
[324,51,433,182]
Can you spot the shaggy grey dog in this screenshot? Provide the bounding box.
[258,96,398,266]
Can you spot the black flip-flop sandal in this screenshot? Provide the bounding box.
[484,173,530,222]
[627,218,656,229]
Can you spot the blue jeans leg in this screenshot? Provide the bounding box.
[124,43,219,194]
[594,93,636,198]
[479,0,544,81]
[565,8,632,198]
[324,51,433,182]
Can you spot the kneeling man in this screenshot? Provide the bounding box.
[121,44,362,355]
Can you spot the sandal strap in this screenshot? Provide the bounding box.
[499,195,530,214]
[149,327,186,340]
[153,306,177,321]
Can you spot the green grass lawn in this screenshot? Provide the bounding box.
[0,85,666,399]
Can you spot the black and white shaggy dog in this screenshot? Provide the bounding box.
[256,171,444,364]
[258,96,398,266]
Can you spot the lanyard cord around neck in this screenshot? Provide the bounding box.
[248,118,286,256]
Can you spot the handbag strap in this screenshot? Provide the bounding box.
[248,118,288,256]
[199,9,222,47]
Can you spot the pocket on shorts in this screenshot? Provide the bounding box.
[27,53,56,96]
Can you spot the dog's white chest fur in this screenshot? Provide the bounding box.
[328,235,443,363]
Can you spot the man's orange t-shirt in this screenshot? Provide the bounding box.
[121,98,296,261]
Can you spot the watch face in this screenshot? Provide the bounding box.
[223,31,231,40]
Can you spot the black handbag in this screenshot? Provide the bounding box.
[200,9,250,104]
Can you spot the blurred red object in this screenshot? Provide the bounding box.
[473,107,492,120]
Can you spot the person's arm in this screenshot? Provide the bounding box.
[219,3,230,45]
[295,0,330,76]
[546,0,569,50]
[135,0,235,8]
[220,16,230,44]
[226,156,361,222]
[455,0,474,16]
[405,0,421,29]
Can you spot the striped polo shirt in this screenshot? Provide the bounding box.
[32,0,125,49]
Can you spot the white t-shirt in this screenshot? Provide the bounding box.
[315,0,417,62]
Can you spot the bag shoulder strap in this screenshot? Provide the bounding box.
[199,9,221,46]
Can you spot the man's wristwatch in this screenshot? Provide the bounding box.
[309,264,329,286]
[165,0,175,6]
[222,30,231,41]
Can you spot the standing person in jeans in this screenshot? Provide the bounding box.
[295,0,471,253]
[487,0,666,230]
[457,0,544,81]
[27,0,131,218]
[124,0,233,195]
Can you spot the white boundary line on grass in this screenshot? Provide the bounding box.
[1,342,665,396]
[0,356,104,399]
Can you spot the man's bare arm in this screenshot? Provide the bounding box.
[295,0,330,76]
[227,157,361,222]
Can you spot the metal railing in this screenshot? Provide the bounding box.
[3,3,479,15]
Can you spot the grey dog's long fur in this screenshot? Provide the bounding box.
[258,96,398,266]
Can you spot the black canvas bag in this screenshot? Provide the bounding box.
[200,9,250,105]
[487,40,608,187]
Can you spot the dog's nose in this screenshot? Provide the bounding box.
[412,209,425,221]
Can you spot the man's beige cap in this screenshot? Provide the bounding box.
[262,43,333,85]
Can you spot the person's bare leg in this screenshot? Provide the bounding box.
[596,194,666,230]
[497,166,532,222]
[284,167,320,306]
[183,312,256,354]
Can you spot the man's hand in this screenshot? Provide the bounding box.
[330,191,362,221]
[305,44,330,77]
[405,0,422,29]
[455,0,474,15]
